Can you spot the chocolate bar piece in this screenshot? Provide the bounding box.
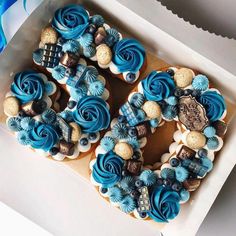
[59,140,75,156]
[176,145,196,160]
[126,160,142,175]
[135,121,151,139]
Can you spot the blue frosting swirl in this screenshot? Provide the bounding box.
[28,123,59,151]
[148,186,180,223]
[112,38,145,73]
[73,96,110,133]
[92,151,124,188]
[199,91,226,122]
[52,4,89,39]
[142,71,175,101]
[11,71,45,103]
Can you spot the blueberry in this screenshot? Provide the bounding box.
[184,89,193,96]
[163,179,172,187]
[58,51,65,58]
[170,158,180,167]
[88,133,97,141]
[132,151,141,160]
[65,68,76,77]
[18,110,26,117]
[172,182,182,192]
[57,37,66,45]
[135,180,144,188]
[100,187,108,194]
[80,138,88,146]
[166,68,175,76]
[118,115,126,123]
[174,88,184,98]
[49,147,59,156]
[33,100,47,114]
[156,178,163,186]
[139,212,147,218]
[130,190,140,199]
[198,148,208,158]
[126,73,136,83]
[122,169,128,176]
[86,24,97,34]
[192,89,201,97]
[67,100,77,109]
[128,127,137,137]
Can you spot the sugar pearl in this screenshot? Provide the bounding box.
[114,142,133,160]
[142,101,161,119]
[96,44,112,65]
[174,68,194,88]
[69,122,82,142]
[41,27,58,44]
[186,131,206,149]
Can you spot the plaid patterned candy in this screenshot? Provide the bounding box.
[41,43,62,68]
[57,116,72,142]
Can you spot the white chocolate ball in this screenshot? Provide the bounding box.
[186,131,206,149]
[114,142,133,160]
[142,101,161,119]
[174,68,194,88]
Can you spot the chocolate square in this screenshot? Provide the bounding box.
[176,145,196,160]
[135,121,151,139]
[60,52,79,68]
[126,160,142,175]
[59,140,75,156]
[212,120,227,137]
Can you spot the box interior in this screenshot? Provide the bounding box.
[0,0,236,235]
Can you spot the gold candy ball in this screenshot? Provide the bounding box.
[69,122,82,143]
[114,142,133,160]
[142,101,161,119]
[96,44,112,65]
[174,68,194,88]
[186,131,206,149]
[41,26,58,45]
[3,96,20,116]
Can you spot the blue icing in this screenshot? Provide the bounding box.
[52,65,66,80]
[148,186,180,223]
[108,187,123,203]
[179,189,190,202]
[112,122,128,139]
[207,136,219,150]
[140,170,157,186]
[7,117,22,132]
[175,167,189,182]
[160,168,175,179]
[88,80,104,96]
[199,91,226,122]
[91,15,105,27]
[119,195,136,213]
[79,33,93,47]
[192,74,209,91]
[203,126,216,138]
[28,123,59,151]
[11,70,45,104]
[70,83,88,100]
[112,38,146,73]
[17,130,30,145]
[62,40,80,53]
[92,151,124,188]
[41,109,57,124]
[142,71,175,101]
[52,4,89,39]
[20,117,36,131]
[100,136,115,152]
[119,176,135,192]
[83,46,96,58]
[73,96,110,133]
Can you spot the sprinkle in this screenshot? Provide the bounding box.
[7,117,22,132]
[207,136,220,150]
[100,136,115,152]
[119,176,135,192]
[108,187,123,203]
[91,15,105,27]
[88,81,105,96]
[62,40,80,53]
[180,189,190,202]
[20,117,36,131]
[201,158,213,172]
[166,96,178,106]
[52,65,66,80]
[83,46,96,58]
[192,74,209,91]
[175,167,189,182]
[112,123,128,139]
[130,93,145,108]
[119,195,136,213]
[79,33,93,47]
[160,168,175,179]
[17,130,30,145]
[203,126,216,138]
[139,170,157,186]
[41,109,57,124]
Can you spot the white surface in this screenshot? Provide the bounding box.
[0,1,236,236]
[0,128,159,236]
[0,202,52,236]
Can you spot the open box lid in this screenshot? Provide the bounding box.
[115,0,236,77]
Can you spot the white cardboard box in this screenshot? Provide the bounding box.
[0,1,236,235]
